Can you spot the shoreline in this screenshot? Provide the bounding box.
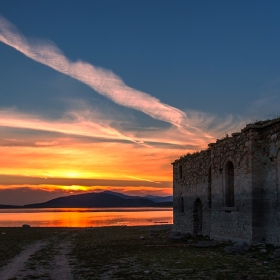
[0,207,173,227]
[0,224,173,229]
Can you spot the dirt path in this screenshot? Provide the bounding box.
[50,242,73,280]
[0,241,47,280]
[0,240,73,280]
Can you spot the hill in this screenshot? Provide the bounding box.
[24,191,173,208]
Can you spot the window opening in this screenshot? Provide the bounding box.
[277,152,280,206]
[179,165,183,179]
[208,167,212,208]
[193,198,202,234]
[226,161,234,207]
[179,196,184,213]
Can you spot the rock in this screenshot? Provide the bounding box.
[149,230,159,238]
[168,231,191,240]
[144,270,150,274]
[259,249,267,253]
[169,231,180,238]
[195,241,219,248]
[224,240,250,254]
[22,224,30,228]
[270,248,280,260]
[234,241,250,252]
[224,246,240,254]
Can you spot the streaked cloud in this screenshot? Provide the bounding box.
[0,16,249,144]
[0,16,188,129]
[0,174,171,187]
[0,15,252,205]
[0,108,138,143]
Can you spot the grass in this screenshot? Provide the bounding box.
[0,227,53,267]
[0,226,280,279]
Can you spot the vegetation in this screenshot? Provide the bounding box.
[1,226,280,279]
[246,117,280,127]
[179,150,205,160]
[0,227,52,268]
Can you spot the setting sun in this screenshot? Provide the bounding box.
[63,171,81,178]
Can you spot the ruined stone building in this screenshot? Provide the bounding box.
[172,118,280,245]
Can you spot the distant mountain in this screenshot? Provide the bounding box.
[102,190,136,199]
[0,204,22,209]
[24,191,173,208]
[144,195,173,203]
[104,191,173,202]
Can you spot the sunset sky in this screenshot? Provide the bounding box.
[1,1,280,205]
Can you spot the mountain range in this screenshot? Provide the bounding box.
[0,191,173,208]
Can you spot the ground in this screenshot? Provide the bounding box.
[0,226,280,279]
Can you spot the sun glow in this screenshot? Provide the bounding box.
[63,171,81,178]
[0,14,255,207]
[58,185,89,191]
[0,135,178,205]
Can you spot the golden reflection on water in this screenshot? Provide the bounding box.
[0,208,173,227]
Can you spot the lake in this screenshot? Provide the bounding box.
[0,207,173,227]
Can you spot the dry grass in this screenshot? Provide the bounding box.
[0,226,280,279]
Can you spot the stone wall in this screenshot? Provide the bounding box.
[173,150,211,236]
[249,119,280,245]
[172,118,280,245]
[210,130,253,243]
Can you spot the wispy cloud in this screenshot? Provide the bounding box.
[0,108,137,143]
[0,16,248,145]
[0,136,181,181]
[0,16,254,205]
[0,175,171,187]
[0,16,188,128]
[0,102,248,154]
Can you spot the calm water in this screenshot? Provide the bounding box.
[0,207,173,227]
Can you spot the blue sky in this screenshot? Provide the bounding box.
[0,1,280,204]
[2,1,280,117]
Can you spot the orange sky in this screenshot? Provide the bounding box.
[0,92,252,207]
[0,119,188,205]
[0,14,252,205]
[0,104,247,206]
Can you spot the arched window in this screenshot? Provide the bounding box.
[277,152,280,206]
[208,167,212,208]
[179,165,183,179]
[179,196,184,213]
[225,161,234,207]
[193,198,202,234]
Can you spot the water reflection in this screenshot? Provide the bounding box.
[0,208,173,227]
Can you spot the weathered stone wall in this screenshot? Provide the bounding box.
[210,130,253,243]
[173,150,211,236]
[172,118,280,245]
[250,120,280,245]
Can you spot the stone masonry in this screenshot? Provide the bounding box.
[172,118,280,245]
